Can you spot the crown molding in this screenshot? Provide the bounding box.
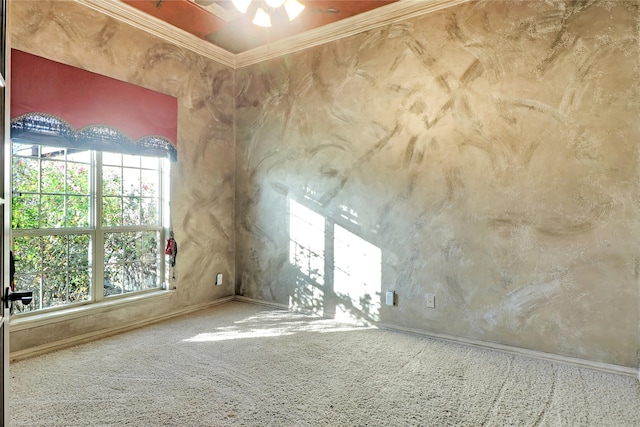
[235,0,472,68]
[75,0,469,69]
[75,0,237,68]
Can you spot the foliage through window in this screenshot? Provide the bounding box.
[11,143,169,313]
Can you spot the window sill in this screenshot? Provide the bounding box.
[10,290,174,332]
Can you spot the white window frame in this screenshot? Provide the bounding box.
[11,143,170,315]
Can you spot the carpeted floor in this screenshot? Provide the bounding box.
[8,301,640,426]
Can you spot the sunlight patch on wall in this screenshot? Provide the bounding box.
[289,199,325,313]
[289,199,325,283]
[338,204,359,225]
[287,198,382,322]
[334,224,382,322]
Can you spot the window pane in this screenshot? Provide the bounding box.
[42,271,67,308]
[69,234,91,269]
[13,157,39,193]
[41,146,65,159]
[13,142,37,157]
[41,160,65,193]
[103,152,122,166]
[123,197,140,225]
[141,170,158,197]
[130,232,143,259]
[123,154,140,168]
[40,195,65,228]
[140,156,159,170]
[102,197,122,227]
[66,162,90,194]
[141,231,159,263]
[104,232,125,264]
[104,231,160,296]
[68,269,91,303]
[141,263,159,290]
[12,194,40,229]
[67,149,91,163]
[123,263,140,293]
[123,168,140,196]
[13,233,92,312]
[42,234,67,272]
[14,236,42,273]
[66,196,90,227]
[140,198,159,225]
[102,166,122,196]
[104,264,123,296]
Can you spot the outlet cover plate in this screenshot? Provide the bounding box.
[426,294,435,308]
[385,291,395,306]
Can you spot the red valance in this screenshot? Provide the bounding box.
[10,49,177,145]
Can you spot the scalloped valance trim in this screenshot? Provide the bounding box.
[11,112,177,161]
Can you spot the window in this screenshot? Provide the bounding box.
[11,143,170,313]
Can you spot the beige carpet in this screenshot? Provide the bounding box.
[9,301,640,426]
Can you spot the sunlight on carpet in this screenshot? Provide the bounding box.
[9,301,640,426]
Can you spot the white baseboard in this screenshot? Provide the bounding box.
[233,295,290,310]
[10,295,235,362]
[376,323,638,379]
[232,297,639,379]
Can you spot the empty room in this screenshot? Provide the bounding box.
[2,0,640,425]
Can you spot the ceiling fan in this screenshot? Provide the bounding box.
[230,0,306,27]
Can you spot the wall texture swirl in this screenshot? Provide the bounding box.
[235,0,640,367]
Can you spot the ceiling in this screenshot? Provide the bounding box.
[122,0,397,54]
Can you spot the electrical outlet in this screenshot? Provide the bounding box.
[215,273,223,286]
[385,291,395,306]
[426,294,435,308]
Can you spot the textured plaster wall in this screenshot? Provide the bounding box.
[9,1,235,352]
[236,0,640,367]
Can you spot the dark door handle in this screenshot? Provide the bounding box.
[4,287,33,308]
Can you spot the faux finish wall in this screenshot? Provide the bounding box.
[10,1,235,352]
[235,1,640,367]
